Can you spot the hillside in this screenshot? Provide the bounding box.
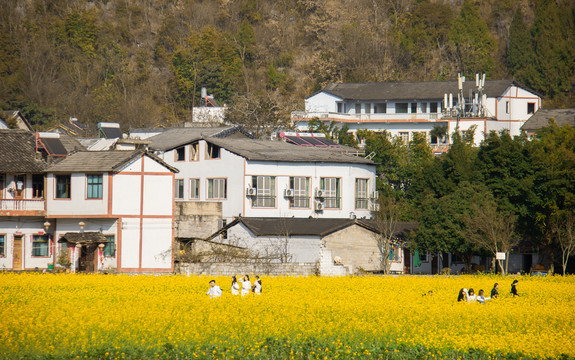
[0,0,573,130]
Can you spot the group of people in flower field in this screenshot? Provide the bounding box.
[206,275,262,298]
[457,279,519,304]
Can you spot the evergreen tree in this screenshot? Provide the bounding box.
[506,9,535,86]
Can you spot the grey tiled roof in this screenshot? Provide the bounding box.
[48,150,178,173]
[319,80,528,101]
[0,129,46,173]
[521,108,575,132]
[206,137,373,164]
[147,126,249,151]
[219,217,417,237]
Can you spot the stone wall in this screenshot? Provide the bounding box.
[175,201,222,239]
[323,224,382,272]
[176,262,318,276]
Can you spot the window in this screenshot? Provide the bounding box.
[290,176,310,208]
[375,103,387,113]
[421,102,427,113]
[337,102,344,113]
[506,101,510,114]
[0,175,4,199]
[527,102,535,114]
[175,146,185,161]
[411,103,417,113]
[206,143,221,159]
[55,175,71,199]
[32,175,44,198]
[365,103,371,114]
[419,252,428,262]
[355,178,369,209]
[189,179,200,199]
[321,177,340,208]
[189,142,199,161]
[399,132,409,144]
[32,235,49,257]
[451,254,462,263]
[396,103,408,114]
[430,102,438,113]
[87,175,103,199]
[0,234,5,257]
[355,103,362,114]
[218,219,228,240]
[252,176,276,207]
[207,178,227,199]
[104,235,115,257]
[388,246,401,262]
[175,179,184,199]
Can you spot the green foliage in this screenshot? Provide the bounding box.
[237,18,256,64]
[449,0,496,76]
[65,12,99,56]
[506,9,535,87]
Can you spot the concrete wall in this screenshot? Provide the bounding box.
[323,224,382,272]
[0,218,50,270]
[176,262,318,276]
[175,201,222,239]
[46,173,109,216]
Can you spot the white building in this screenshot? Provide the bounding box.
[293,79,542,149]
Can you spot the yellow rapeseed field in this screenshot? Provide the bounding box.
[0,273,574,359]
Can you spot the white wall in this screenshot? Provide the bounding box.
[0,218,50,270]
[46,173,109,216]
[305,92,342,113]
[120,218,140,268]
[141,218,173,269]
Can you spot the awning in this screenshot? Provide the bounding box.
[58,232,109,245]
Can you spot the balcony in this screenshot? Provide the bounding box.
[0,199,46,216]
[291,111,445,123]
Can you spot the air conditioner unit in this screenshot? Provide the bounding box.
[315,189,325,198]
[246,187,257,196]
[284,189,294,197]
[314,201,325,211]
[369,203,381,212]
[370,191,379,200]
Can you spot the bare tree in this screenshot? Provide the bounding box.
[373,195,400,274]
[463,197,518,276]
[552,212,575,276]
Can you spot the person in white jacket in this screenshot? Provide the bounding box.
[467,288,477,303]
[206,280,222,298]
[231,276,240,295]
[253,275,262,295]
[241,274,251,296]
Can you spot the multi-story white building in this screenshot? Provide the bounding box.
[293,78,541,149]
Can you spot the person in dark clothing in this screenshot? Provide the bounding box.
[510,280,519,296]
[490,283,499,298]
[457,288,468,302]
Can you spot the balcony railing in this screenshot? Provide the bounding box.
[291,111,444,122]
[0,199,45,212]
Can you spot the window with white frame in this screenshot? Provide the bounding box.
[421,102,427,113]
[365,103,371,114]
[430,102,438,113]
[337,102,344,113]
[252,176,276,207]
[32,235,49,257]
[320,177,340,208]
[87,174,103,199]
[399,132,409,144]
[175,179,184,199]
[189,179,199,199]
[0,234,5,257]
[104,235,115,257]
[396,103,408,114]
[355,103,362,114]
[32,174,44,198]
[290,176,310,208]
[355,178,369,209]
[411,103,417,113]
[388,246,401,262]
[207,178,227,199]
[375,103,387,113]
[527,102,535,114]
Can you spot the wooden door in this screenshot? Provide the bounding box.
[14,175,25,199]
[79,245,97,273]
[13,235,22,270]
[403,248,411,274]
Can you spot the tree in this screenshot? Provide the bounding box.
[552,212,575,276]
[506,9,535,88]
[463,193,518,275]
[373,195,401,274]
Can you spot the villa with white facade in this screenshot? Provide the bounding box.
[293,78,542,149]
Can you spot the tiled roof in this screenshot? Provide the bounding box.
[218,217,417,238]
[147,126,250,151]
[206,137,373,164]
[318,80,529,101]
[521,108,575,132]
[47,150,178,173]
[0,129,46,173]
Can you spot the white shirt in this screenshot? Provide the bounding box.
[253,280,261,295]
[241,280,251,296]
[206,285,222,298]
[231,282,240,295]
[467,294,477,303]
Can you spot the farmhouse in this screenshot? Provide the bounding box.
[293,78,541,149]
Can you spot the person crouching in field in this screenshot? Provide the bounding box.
[206,280,222,298]
[241,275,251,296]
[231,276,240,296]
[252,275,262,295]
